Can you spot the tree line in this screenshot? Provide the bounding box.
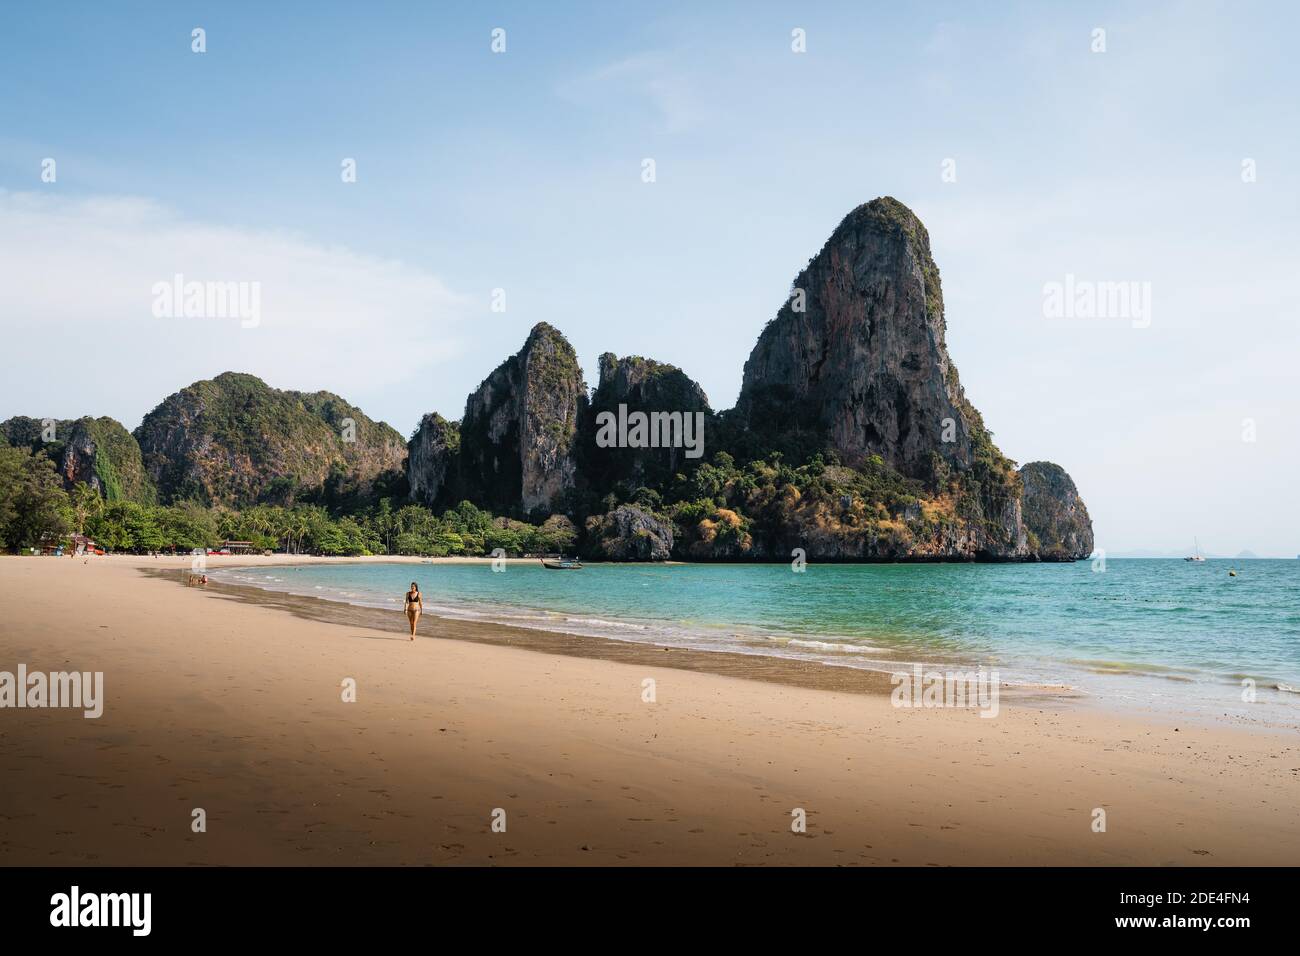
[0,443,576,557]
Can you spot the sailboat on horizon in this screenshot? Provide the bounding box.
[1185,537,1206,562]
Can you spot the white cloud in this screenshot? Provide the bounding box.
[0,190,474,431]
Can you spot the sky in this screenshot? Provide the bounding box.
[1,1,1297,556]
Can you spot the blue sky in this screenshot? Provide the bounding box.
[1,1,1297,555]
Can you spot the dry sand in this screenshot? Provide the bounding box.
[1,553,1297,866]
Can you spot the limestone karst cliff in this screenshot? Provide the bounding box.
[0,415,155,503]
[581,352,712,498]
[2,199,1091,561]
[1019,461,1094,561]
[402,198,1092,561]
[451,323,587,517]
[732,197,1032,558]
[133,372,406,507]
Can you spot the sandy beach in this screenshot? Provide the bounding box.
[1,553,1297,866]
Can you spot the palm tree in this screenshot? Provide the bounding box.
[269,509,293,553]
[285,510,310,554]
[72,481,103,534]
[243,506,273,548]
[375,499,395,554]
[297,513,311,554]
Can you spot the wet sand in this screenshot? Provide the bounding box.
[186,569,1080,703]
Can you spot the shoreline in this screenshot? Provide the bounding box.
[3,553,1299,866]
[197,555,1299,732]
[175,567,1081,706]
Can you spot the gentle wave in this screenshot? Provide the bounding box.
[210,569,933,674]
[783,638,882,654]
[209,560,1300,723]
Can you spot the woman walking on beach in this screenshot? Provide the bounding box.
[404,581,423,640]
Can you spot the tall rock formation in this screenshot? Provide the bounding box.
[454,323,587,516]
[401,197,1092,562]
[134,372,406,507]
[1019,461,1094,560]
[59,417,156,503]
[582,353,712,496]
[735,196,1031,558]
[407,412,460,509]
[739,196,986,478]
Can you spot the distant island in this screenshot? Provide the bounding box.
[1,198,1092,562]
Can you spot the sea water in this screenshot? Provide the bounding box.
[214,559,1300,722]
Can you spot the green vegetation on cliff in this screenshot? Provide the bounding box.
[0,414,155,503]
[0,438,575,558]
[134,372,406,507]
[3,198,1089,563]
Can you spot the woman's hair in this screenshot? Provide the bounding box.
[410,582,418,590]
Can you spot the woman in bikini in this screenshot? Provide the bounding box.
[404,581,423,640]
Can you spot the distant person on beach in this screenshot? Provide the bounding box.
[404,582,422,640]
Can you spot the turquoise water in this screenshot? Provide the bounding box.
[216,559,1300,716]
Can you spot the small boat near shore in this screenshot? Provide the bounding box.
[541,557,584,570]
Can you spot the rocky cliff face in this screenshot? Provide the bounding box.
[733,197,1033,558]
[407,412,460,509]
[0,415,154,502]
[60,417,156,503]
[584,504,674,561]
[455,324,587,516]
[582,353,712,496]
[398,198,1090,562]
[739,197,987,478]
[56,422,99,490]
[1019,461,1094,560]
[133,372,406,507]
